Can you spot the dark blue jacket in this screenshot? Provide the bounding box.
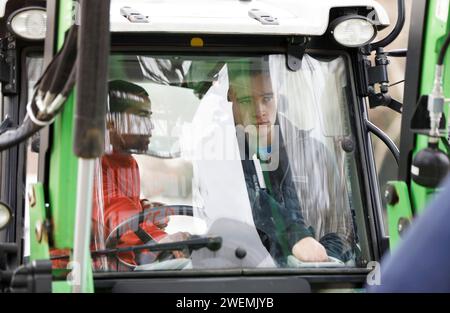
[241,116,356,265]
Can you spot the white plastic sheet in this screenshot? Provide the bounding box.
[270,54,356,257]
[184,66,276,268]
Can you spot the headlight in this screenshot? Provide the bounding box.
[7,7,47,41]
[0,201,12,230]
[331,16,377,48]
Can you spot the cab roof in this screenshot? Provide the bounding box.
[111,0,390,36]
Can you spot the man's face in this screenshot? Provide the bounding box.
[107,108,153,153]
[116,133,151,152]
[230,72,277,141]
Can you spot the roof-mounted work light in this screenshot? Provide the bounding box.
[331,15,377,48]
[7,7,47,41]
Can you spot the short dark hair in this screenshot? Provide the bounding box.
[108,80,151,115]
[227,57,271,87]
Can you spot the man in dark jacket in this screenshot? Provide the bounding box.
[228,59,356,266]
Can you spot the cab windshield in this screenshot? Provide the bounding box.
[91,53,368,272]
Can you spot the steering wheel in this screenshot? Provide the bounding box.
[104,205,195,269]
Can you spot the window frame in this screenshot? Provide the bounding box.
[0,46,43,263]
[89,46,381,279]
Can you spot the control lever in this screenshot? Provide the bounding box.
[50,236,223,260]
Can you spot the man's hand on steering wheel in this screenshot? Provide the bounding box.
[140,199,170,229]
[158,231,192,259]
[104,204,195,267]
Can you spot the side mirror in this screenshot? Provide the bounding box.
[0,201,12,230]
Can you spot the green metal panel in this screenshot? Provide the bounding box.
[46,0,95,292]
[410,0,450,214]
[387,0,450,250]
[29,183,50,261]
[48,0,78,249]
[52,281,72,293]
[29,0,78,280]
[49,93,78,248]
[51,0,95,293]
[386,182,413,249]
[51,268,93,293]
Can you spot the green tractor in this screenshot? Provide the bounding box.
[0,0,448,293]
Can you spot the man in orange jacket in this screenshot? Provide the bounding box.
[91,80,179,271]
[51,80,186,270]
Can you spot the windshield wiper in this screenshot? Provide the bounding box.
[50,236,222,260]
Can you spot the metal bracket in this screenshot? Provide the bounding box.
[286,37,309,72]
[411,95,447,134]
[29,183,51,261]
[368,92,403,113]
[361,48,403,113]
[0,37,18,94]
[0,243,18,291]
[0,116,13,135]
[8,260,52,293]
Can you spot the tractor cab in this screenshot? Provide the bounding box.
[0,0,409,293]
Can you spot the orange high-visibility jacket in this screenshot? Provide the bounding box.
[92,153,166,266]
